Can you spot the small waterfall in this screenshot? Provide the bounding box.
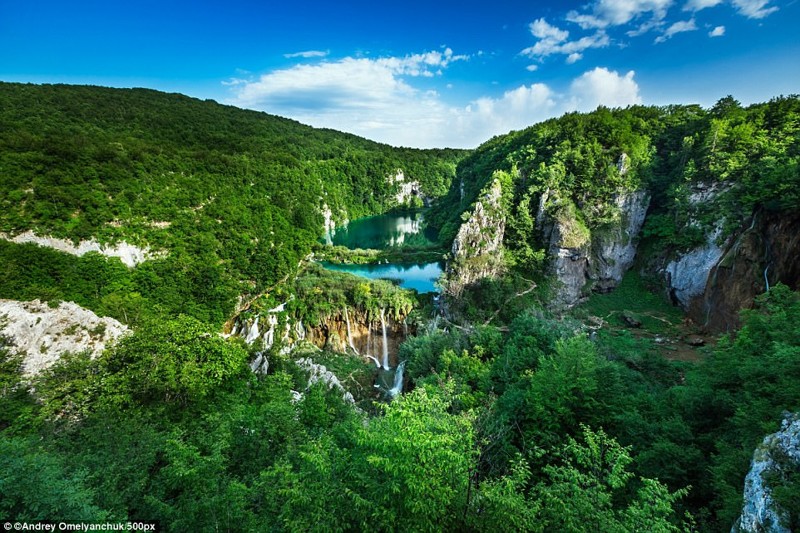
[365,355,381,367]
[388,360,406,399]
[245,317,260,344]
[380,308,389,370]
[344,307,359,355]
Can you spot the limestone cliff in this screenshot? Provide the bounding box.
[733,413,800,533]
[231,304,411,369]
[0,299,128,375]
[444,178,506,298]
[0,230,159,267]
[390,170,426,207]
[661,181,800,331]
[538,187,650,309]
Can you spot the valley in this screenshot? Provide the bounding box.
[0,83,798,532]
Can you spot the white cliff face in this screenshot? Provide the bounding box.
[389,170,423,206]
[664,181,731,309]
[445,179,506,298]
[538,187,649,309]
[665,225,725,308]
[0,299,128,376]
[322,203,336,245]
[591,190,651,291]
[295,357,355,404]
[0,230,159,267]
[733,413,800,533]
[321,203,349,246]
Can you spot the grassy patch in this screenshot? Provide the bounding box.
[573,270,684,334]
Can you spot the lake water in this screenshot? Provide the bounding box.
[322,211,443,293]
[326,211,435,249]
[320,261,443,293]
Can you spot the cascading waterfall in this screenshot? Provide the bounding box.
[388,360,406,399]
[343,307,359,355]
[380,308,389,370]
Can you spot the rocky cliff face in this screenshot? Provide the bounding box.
[733,412,800,533]
[691,211,800,332]
[0,230,159,267]
[0,299,128,375]
[390,170,425,207]
[231,305,411,369]
[591,191,650,291]
[295,357,356,404]
[538,187,650,309]
[444,178,506,298]
[661,181,800,332]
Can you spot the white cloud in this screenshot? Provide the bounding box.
[530,18,570,41]
[522,30,610,61]
[683,0,724,10]
[709,25,726,36]
[568,68,642,111]
[228,55,642,148]
[284,50,330,59]
[462,84,558,141]
[375,47,469,77]
[654,18,698,42]
[731,0,778,18]
[526,64,539,72]
[567,0,674,29]
[566,53,583,64]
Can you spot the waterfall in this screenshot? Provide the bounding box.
[344,307,359,355]
[365,355,381,367]
[380,308,389,370]
[388,360,406,399]
[245,317,260,344]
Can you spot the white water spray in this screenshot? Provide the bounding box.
[343,307,359,355]
[388,360,406,399]
[380,308,389,370]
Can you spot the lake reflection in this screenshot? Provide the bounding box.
[326,211,434,249]
[320,261,443,294]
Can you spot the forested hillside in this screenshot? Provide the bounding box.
[1,85,799,532]
[0,82,463,324]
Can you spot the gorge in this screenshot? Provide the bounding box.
[0,83,798,531]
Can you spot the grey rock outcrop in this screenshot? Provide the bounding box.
[444,178,506,298]
[733,413,800,533]
[665,225,726,308]
[591,190,650,292]
[538,188,649,309]
[295,357,355,404]
[0,299,128,375]
[0,230,159,267]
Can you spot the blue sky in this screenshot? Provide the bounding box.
[1,0,798,148]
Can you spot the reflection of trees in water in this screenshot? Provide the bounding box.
[332,213,432,249]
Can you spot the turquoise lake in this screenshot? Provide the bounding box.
[321,212,443,293]
[320,261,443,293]
[325,211,436,249]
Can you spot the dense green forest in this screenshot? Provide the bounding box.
[430,95,800,261]
[1,84,799,531]
[0,82,463,324]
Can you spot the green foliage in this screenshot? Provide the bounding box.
[680,285,800,526]
[100,315,249,406]
[535,426,690,532]
[0,436,109,521]
[0,335,36,432]
[285,263,417,325]
[0,82,463,324]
